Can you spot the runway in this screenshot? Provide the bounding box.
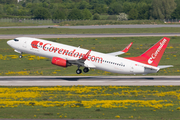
[0,76,180,86]
[2,33,180,39]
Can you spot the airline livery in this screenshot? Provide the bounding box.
[7,37,172,74]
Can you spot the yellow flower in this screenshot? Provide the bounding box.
[115,115,120,118]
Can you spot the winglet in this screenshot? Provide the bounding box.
[122,42,133,53]
[107,42,133,56]
[81,50,91,60]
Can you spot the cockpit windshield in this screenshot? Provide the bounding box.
[14,39,19,41]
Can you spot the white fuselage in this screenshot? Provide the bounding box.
[7,37,159,74]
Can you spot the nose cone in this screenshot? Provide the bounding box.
[7,40,13,46]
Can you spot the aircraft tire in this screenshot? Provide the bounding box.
[76,69,82,74]
[19,55,23,58]
[83,67,89,73]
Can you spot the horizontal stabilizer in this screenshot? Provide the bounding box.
[158,65,173,69]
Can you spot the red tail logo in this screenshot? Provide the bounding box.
[147,38,167,64]
[125,37,170,67]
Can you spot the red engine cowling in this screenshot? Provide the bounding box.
[51,57,68,67]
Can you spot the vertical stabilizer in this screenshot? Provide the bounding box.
[125,37,170,67]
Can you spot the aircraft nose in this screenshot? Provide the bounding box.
[7,40,13,46]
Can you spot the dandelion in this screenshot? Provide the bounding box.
[34,115,36,117]
[115,115,120,118]
[91,47,95,49]
[28,58,34,60]
[167,46,173,49]
[125,53,131,55]
[52,72,57,74]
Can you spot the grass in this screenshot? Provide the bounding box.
[0,36,180,76]
[0,19,165,27]
[0,27,180,34]
[0,22,44,26]
[1,86,180,119]
[58,19,164,26]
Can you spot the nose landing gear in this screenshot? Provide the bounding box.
[19,54,23,58]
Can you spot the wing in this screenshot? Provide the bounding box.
[67,50,96,68]
[107,42,133,56]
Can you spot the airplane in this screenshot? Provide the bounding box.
[7,37,173,75]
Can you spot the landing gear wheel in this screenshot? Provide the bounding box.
[19,55,23,58]
[76,69,82,74]
[83,67,89,73]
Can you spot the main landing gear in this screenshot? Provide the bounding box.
[76,67,89,74]
[83,67,89,73]
[76,69,82,74]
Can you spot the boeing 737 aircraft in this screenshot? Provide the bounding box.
[7,37,172,74]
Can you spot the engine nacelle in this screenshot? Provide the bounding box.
[51,57,69,67]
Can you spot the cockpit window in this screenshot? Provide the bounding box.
[14,39,19,41]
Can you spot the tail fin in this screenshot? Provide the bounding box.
[125,37,170,67]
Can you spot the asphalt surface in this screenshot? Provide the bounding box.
[2,33,180,39]
[0,76,180,86]
[1,24,180,29]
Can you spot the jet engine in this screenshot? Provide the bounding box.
[51,57,71,67]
